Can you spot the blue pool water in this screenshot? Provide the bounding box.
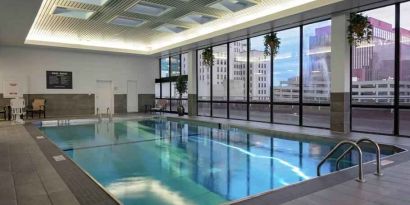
[39,119,397,205]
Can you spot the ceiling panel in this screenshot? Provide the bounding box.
[25,0,341,54]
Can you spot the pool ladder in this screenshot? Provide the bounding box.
[317,138,382,183]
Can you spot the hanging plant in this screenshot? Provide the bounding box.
[264,33,281,57]
[348,13,373,46]
[202,47,213,67]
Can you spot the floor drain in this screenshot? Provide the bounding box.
[36,136,45,139]
[53,155,66,162]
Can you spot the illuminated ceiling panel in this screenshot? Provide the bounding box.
[52,6,95,20]
[155,24,189,33]
[177,12,218,24]
[109,16,146,27]
[208,0,258,12]
[25,0,341,55]
[69,0,111,6]
[126,1,173,17]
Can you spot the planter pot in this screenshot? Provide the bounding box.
[177,105,185,116]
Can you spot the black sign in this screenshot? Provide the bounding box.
[46,71,72,89]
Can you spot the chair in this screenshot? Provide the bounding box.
[151,99,168,114]
[26,99,46,119]
[0,106,6,120]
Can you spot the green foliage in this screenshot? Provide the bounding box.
[264,33,281,57]
[348,13,373,46]
[176,75,187,99]
[202,47,213,67]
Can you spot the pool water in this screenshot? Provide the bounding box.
[39,119,397,205]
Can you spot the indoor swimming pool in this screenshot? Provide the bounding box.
[39,118,399,205]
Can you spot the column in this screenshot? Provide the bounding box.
[330,13,351,133]
[187,50,198,116]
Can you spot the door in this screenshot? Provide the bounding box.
[127,80,138,112]
[96,80,114,115]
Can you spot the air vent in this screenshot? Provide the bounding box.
[69,0,111,6]
[208,0,258,12]
[52,6,95,20]
[177,12,218,24]
[109,16,146,27]
[154,24,189,33]
[126,1,173,17]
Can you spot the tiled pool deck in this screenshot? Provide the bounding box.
[1,113,410,205]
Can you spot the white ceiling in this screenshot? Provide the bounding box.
[20,0,341,55]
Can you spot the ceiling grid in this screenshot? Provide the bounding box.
[25,0,340,54]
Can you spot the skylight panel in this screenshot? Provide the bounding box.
[126,1,173,17]
[208,0,258,12]
[109,16,146,27]
[52,6,95,20]
[177,12,218,25]
[154,24,189,33]
[69,0,111,6]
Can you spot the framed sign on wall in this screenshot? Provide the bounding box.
[46,71,72,89]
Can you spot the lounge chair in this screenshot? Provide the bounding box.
[26,99,46,118]
[151,99,168,114]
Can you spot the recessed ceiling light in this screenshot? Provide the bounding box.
[208,0,258,12]
[154,24,189,33]
[51,6,95,20]
[109,16,146,27]
[126,1,173,17]
[177,12,218,24]
[69,0,111,6]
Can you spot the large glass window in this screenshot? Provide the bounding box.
[274,28,300,103]
[352,6,395,106]
[351,6,396,134]
[303,21,331,104]
[213,45,228,101]
[250,35,271,102]
[302,20,331,128]
[197,20,332,128]
[229,40,248,102]
[198,49,211,101]
[171,55,181,77]
[161,58,169,78]
[156,54,189,114]
[181,53,189,75]
[400,2,410,136]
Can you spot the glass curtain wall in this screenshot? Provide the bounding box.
[250,35,271,122]
[350,4,410,136]
[230,40,248,120]
[400,2,410,136]
[197,20,332,129]
[302,20,332,128]
[156,54,188,114]
[273,27,301,125]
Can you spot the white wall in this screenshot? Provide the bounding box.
[0,46,158,95]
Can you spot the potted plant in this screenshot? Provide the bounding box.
[348,13,373,46]
[264,32,281,57]
[175,75,188,116]
[202,47,213,67]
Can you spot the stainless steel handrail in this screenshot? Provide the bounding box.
[317,140,365,182]
[336,138,382,176]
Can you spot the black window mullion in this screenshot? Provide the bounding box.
[247,38,250,121]
[159,58,162,99]
[169,56,172,111]
[299,26,304,126]
[210,47,213,117]
[270,32,274,124]
[227,43,230,119]
[394,3,400,135]
[196,50,199,116]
